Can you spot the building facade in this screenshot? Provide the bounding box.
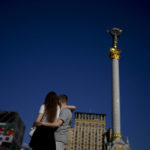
[66,112,106,150]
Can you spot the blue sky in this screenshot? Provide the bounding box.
[0,0,150,149]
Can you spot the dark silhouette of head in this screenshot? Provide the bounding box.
[58,94,68,104]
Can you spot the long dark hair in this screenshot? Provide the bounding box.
[44,91,58,122]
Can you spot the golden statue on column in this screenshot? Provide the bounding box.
[104,27,131,150]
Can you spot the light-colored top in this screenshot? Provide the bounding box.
[55,108,72,144]
[39,104,60,121]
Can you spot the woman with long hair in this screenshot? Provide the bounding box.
[29,91,76,150]
[29,91,58,150]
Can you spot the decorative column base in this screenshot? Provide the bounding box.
[112,133,122,140]
[104,137,131,150]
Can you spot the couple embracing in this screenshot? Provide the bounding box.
[29,91,76,150]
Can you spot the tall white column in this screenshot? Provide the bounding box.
[107,27,123,140]
[106,28,131,150]
[112,59,121,135]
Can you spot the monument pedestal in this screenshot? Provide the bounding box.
[105,137,130,150]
